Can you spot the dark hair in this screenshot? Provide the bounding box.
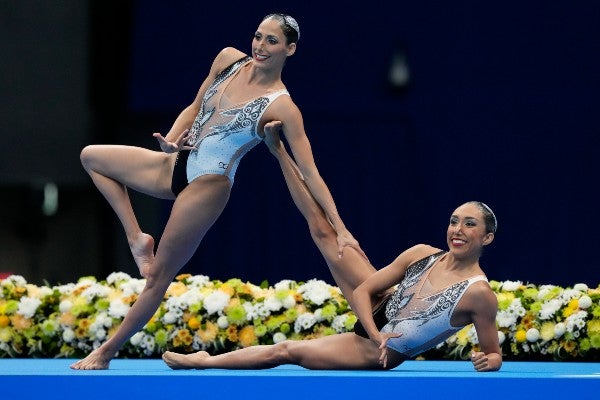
[466,201,497,234]
[262,13,300,44]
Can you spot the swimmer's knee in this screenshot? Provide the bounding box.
[80,145,94,169]
[80,145,102,171]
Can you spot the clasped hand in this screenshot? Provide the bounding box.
[377,332,401,369]
[153,129,196,153]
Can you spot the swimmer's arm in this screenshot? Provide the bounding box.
[271,102,366,258]
[162,47,246,143]
[470,285,503,372]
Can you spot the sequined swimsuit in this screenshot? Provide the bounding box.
[354,251,487,358]
[171,56,289,194]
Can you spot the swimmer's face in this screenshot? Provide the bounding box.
[252,18,296,67]
[447,203,494,255]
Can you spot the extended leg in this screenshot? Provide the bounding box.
[163,333,403,370]
[266,139,377,307]
[71,175,231,370]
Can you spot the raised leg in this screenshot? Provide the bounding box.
[70,175,231,370]
[265,138,377,307]
[80,144,176,276]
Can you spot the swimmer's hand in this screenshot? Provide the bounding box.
[470,351,502,372]
[337,230,369,262]
[263,121,285,154]
[153,129,196,153]
[378,332,401,369]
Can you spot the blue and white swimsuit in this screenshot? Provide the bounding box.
[173,56,289,193]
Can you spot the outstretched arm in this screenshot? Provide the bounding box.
[263,118,366,260]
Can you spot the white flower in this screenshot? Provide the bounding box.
[38,286,53,298]
[264,296,284,312]
[496,310,518,328]
[565,310,588,333]
[554,322,566,338]
[62,328,75,343]
[243,302,269,320]
[578,295,592,309]
[59,300,73,313]
[81,283,111,302]
[185,275,211,288]
[120,278,146,296]
[274,280,295,291]
[273,332,287,343]
[298,279,332,305]
[498,330,506,345]
[217,315,229,329]
[162,311,179,324]
[294,312,317,333]
[331,315,349,333]
[108,299,130,319]
[2,275,27,287]
[467,325,479,344]
[130,331,144,346]
[526,328,540,342]
[539,299,562,320]
[203,290,230,315]
[106,272,131,285]
[573,283,589,292]
[282,295,296,309]
[95,328,107,341]
[17,296,42,318]
[501,280,522,291]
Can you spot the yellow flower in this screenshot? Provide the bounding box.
[188,316,201,331]
[496,292,515,310]
[239,326,257,347]
[59,312,76,327]
[172,329,193,347]
[197,321,218,343]
[515,329,527,343]
[519,313,536,330]
[586,320,600,335]
[175,274,192,282]
[0,315,9,328]
[0,327,12,343]
[166,282,188,297]
[562,299,579,318]
[562,340,577,353]
[219,283,235,297]
[455,326,471,347]
[226,325,239,342]
[540,321,555,341]
[9,315,32,330]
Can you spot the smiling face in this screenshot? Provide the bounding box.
[447,202,495,257]
[252,18,296,69]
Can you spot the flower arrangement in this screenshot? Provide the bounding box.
[0,273,355,358]
[1,273,599,361]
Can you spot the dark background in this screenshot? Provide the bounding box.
[1,1,598,288]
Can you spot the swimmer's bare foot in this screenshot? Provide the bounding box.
[130,233,155,278]
[162,351,210,369]
[70,349,111,370]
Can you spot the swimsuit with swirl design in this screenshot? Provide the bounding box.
[381,251,487,358]
[185,56,289,184]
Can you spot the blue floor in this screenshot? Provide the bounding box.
[1,359,599,399]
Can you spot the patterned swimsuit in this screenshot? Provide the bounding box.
[354,251,487,358]
[172,56,289,195]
